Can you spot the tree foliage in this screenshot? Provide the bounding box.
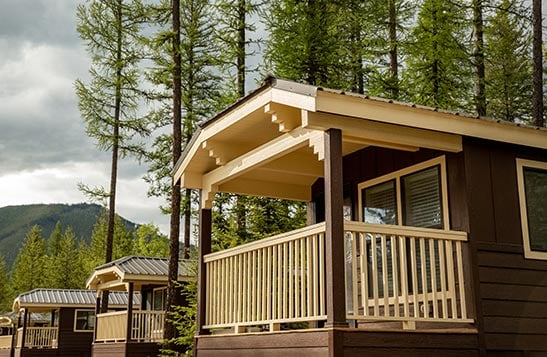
[0,255,11,312]
[11,226,49,295]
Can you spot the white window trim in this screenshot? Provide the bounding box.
[357,156,450,230]
[516,158,547,260]
[73,309,95,333]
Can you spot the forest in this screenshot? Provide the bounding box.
[1,0,546,355]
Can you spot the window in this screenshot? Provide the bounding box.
[358,156,449,229]
[356,157,448,298]
[153,288,167,311]
[516,158,547,259]
[74,310,95,332]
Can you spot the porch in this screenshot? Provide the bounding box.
[95,310,165,342]
[202,221,471,334]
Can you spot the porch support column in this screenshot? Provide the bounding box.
[93,293,101,341]
[21,308,28,348]
[197,192,212,336]
[126,282,134,342]
[323,128,348,329]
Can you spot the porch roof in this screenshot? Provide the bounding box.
[86,255,195,291]
[12,289,139,312]
[173,77,547,208]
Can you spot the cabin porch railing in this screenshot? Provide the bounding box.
[203,223,327,332]
[202,221,472,333]
[16,327,58,348]
[96,310,165,342]
[0,335,12,349]
[344,221,472,328]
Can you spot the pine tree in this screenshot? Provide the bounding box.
[48,221,63,256]
[531,0,544,126]
[404,0,472,110]
[75,0,150,312]
[0,255,11,312]
[11,226,49,295]
[132,224,169,257]
[484,0,532,121]
[48,227,87,289]
[264,0,344,87]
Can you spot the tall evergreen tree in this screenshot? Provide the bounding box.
[265,0,344,87]
[531,0,544,126]
[11,226,48,295]
[404,0,472,110]
[484,0,532,121]
[144,0,219,344]
[132,224,169,257]
[0,255,11,312]
[75,0,149,311]
[48,227,87,289]
[48,221,64,256]
[472,0,487,116]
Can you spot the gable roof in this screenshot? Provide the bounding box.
[86,256,195,291]
[12,288,139,312]
[173,77,547,207]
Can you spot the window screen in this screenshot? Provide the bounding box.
[362,180,397,225]
[402,166,442,229]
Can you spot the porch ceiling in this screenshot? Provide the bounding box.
[174,80,470,208]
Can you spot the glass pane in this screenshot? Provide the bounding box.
[524,167,547,252]
[153,290,164,311]
[75,311,94,331]
[402,166,443,229]
[363,180,397,225]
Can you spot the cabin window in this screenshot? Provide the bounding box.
[74,310,95,332]
[153,287,167,311]
[516,158,547,260]
[358,156,448,229]
[357,156,448,298]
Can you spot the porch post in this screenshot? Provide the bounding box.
[197,192,212,336]
[126,282,134,342]
[21,308,28,348]
[323,128,348,328]
[93,293,101,341]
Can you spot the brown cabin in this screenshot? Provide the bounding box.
[0,289,135,357]
[173,78,547,356]
[85,255,194,357]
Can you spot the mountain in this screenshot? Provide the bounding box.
[0,203,137,268]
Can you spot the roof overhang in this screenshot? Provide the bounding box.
[86,266,191,291]
[174,78,547,208]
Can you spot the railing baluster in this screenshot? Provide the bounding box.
[351,232,358,317]
[445,240,457,319]
[419,238,428,318]
[360,232,368,317]
[430,239,439,319]
[319,232,325,316]
[371,233,379,317]
[456,241,467,320]
[438,239,448,319]
[410,237,418,318]
[381,234,389,317]
[391,235,399,318]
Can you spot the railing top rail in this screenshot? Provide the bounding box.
[343,221,468,241]
[25,326,58,330]
[97,310,128,318]
[204,222,327,262]
[132,310,166,315]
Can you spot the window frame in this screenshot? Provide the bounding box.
[516,158,547,260]
[73,309,95,333]
[357,156,450,230]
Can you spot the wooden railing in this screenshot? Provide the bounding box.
[202,221,472,333]
[344,222,472,328]
[16,327,58,348]
[0,335,12,349]
[131,311,165,342]
[203,223,327,332]
[96,310,166,342]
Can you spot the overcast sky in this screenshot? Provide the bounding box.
[0,0,172,232]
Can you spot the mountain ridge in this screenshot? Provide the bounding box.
[0,203,137,268]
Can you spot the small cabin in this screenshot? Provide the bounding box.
[85,256,194,357]
[173,78,547,356]
[0,289,135,357]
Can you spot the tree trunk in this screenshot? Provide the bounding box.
[237,0,246,98]
[473,0,486,117]
[101,0,123,313]
[532,0,544,127]
[388,0,399,99]
[165,0,182,342]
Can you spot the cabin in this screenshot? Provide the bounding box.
[85,255,194,357]
[0,289,135,357]
[173,78,547,356]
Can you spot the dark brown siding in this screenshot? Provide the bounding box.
[57,307,93,357]
[463,137,547,354]
[91,342,160,357]
[196,329,478,356]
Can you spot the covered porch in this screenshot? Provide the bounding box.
[173,78,488,355]
[86,256,194,356]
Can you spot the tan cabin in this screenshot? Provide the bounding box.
[174,77,547,356]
